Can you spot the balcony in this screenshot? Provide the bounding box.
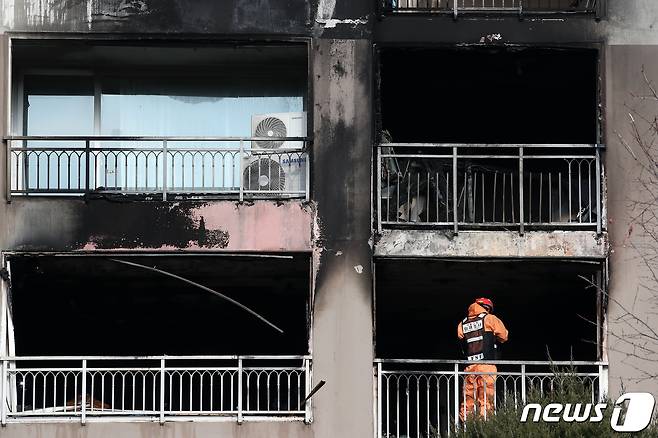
[0,355,312,424]
[375,359,608,437]
[381,0,603,17]
[376,143,604,234]
[7,41,310,205]
[0,255,313,424]
[5,136,310,201]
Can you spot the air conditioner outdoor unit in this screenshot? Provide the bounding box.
[250,112,306,150]
[243,112,307,194]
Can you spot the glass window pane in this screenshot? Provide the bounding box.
[100,76,304,137]
[25,75,94,136]
[22,76,94,191]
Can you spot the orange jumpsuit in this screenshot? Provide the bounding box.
[457,302,508,421]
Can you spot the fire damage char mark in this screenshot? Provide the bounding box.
[74,202,229,250]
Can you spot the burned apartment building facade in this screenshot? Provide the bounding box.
[0,0,657,437]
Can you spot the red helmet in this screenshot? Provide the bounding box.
[475,297,494,312]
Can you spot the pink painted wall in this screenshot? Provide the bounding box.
[192,201,315,252]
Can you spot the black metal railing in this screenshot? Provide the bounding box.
[382,0,601,17]
[376,143,604,234]
[5,136,310,201]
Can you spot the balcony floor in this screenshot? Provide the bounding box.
[374,229,608,259]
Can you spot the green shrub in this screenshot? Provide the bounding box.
[458,372,658,438]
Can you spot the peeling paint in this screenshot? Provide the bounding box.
[354,264,363,274]
[479,33,503,43]
[93,0,150,20]
[316,17,368,28]
[315,0,335,20]
[375,230,608,259]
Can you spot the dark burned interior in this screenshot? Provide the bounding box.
[10,255,310,356]
[379,47,598,144]
[375,259,602,361]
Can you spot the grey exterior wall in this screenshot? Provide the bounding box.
[605,44,658,398]
[1,0,658,437]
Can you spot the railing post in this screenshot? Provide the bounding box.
[5,140,11,203]
[159,358,165,424]
[305,358,312,424]
[162,140,168,202]
[453,147,458,235]
[596,145,602,235]
[595,0,605,19]
[237,357,243,424]
[598,364,608,403]
[239,140,244,202]
[518,0,523,18]
[305,144,310,201]
[1,359,6,425]
[453,0,458,19]
[521,364,527,405]
[377,146,383,234]
[453,363,459,431]
[85,140,90,195]
[377,362,382,438]
[81,359,87,425]
[519,147,524,235]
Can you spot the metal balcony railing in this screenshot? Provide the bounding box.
[376,144,604,234]
[5,136,310,201]
[382,0,601,16]
[0,355,312,424]
[375,359,608,438]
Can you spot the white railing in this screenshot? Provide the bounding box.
[0,356,312,424]
[375,359,608,438]
[383,0,601,16]
[5,136,310,201]
[377,143,604,234]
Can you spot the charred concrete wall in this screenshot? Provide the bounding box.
[0,0,314,34]
[1,199,315,252]
[605,44,658,398]
[311,38,373,438]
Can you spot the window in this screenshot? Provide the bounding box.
[15,42,307,138]
[9,41,310,197]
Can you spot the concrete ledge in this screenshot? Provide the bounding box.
[374,229,608,259]
[2,199,316,252]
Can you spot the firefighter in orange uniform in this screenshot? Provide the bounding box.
[457,297,508,421]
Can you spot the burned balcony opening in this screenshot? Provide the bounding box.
[3,254,312,421]
[375,259,603,361]
[374,258,607,438]
[379,47,598,144]
[10,255,310,356]
[377,48,602,231]
[8,41,310,200]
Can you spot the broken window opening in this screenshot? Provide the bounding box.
[379,47,598,144]
[374,259,604,361]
